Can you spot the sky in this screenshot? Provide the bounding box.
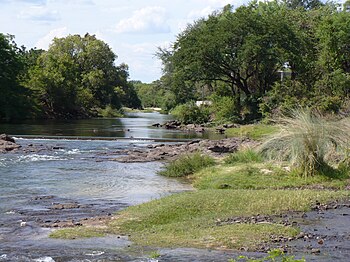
[0,0,253,83]
[0,0,343,83]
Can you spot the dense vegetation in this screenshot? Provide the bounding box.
[155,0,350,123]
[3,0,350,124]
[0,33,141,120]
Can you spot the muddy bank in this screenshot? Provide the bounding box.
[212,199,350,261]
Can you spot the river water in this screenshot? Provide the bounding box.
[0,113,224,262]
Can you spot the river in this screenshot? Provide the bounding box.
[0,113,229,262]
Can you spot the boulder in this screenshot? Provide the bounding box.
[0,134,20,152]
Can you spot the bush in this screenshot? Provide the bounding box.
[159,152,215,177]
[224,148,263,164]
[97,105,124,118]
[210,95,239,123]
[170,101,210,124]
[259,109,350,177]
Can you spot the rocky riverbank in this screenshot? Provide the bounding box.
[108,137,258,163]
[1,133,258,163]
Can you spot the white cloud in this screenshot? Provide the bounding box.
[18,6,60,22]
[35,27,69,50]
[114,6,170,34]
[188,6,215,19]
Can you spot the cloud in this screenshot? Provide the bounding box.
[35,27,69,50]
[18,6,60,22]
[188,6,215,19]
[0,0,47,5]
[114,6,171,34]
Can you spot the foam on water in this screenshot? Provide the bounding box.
[33,257,55,262]
[85,251,105,256]
[17,154,67,163]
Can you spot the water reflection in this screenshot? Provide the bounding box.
[0,112,225,140]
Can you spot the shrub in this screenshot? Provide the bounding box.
[170,101,210,124]
[224,148,263,164]
[259,109,350,177]
[97,105,124,117]
[159,152,215,177]
[210,95,239,123]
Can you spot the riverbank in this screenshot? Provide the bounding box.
[50,149,350,260]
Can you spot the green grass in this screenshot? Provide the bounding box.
[107,189,349,249]
[193,164,349,190]
[224,148,263,164]
[225,124,278,140]
[158,152,215,177]
[49,227,106,239]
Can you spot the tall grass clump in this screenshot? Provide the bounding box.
[159,152,215,177]
[259,109,350,177]
[224,148,263,164]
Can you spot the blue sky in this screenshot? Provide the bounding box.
[0,0,342,82]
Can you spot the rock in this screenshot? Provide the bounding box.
[50,203,80,209]
[311,248,321,254]
[0,134,15,143]
[0,134,20,152]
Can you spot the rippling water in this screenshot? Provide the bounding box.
[0,113,201,261]
[0,137,195,261]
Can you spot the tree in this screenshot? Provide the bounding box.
[159,1,303,121]
[0,34,31,120]
[26,34,134,118]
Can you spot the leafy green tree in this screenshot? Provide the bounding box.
[0,34,32,120]
[26,34,135,118]
[159,1,305,121]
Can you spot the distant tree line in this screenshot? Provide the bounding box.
[155,0,350,123]
[0,33,141,121]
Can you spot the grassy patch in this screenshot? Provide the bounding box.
[193,164,349,190]
[108,189,349,249]
[225,124,278,140]
[224,148,263,164]
[158,152,215,177]
[49,227,106,239]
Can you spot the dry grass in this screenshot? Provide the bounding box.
[259,109,350,177]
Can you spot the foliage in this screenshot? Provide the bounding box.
[224,149,263,164]
[210,95,240,123]
[259,109,350,177]
[157,1,350,123]
[18,34,140,119]
[158,152,215,177]
[0,34,33,120]
[97,105,124,118]
[170,101,211,124]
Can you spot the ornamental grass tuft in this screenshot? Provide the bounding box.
[259,109,350,177]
